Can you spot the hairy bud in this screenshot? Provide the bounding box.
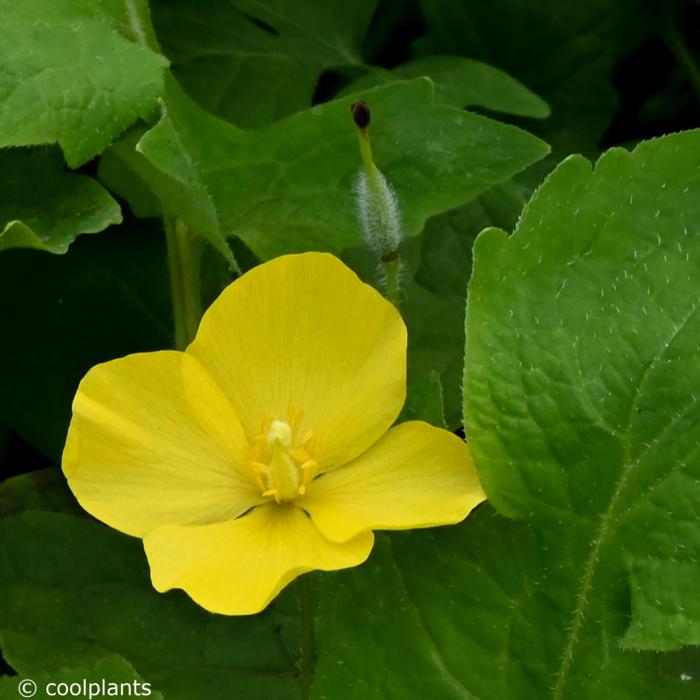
[355,169,402,257]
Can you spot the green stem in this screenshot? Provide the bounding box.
[165,217,202,351]
[382,253,401,308]
[299,575,315,699]
[356,127,381,191]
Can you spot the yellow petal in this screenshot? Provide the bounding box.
[188,253,406,472]
[63,351,263,537]
[298,421,485,543]
[144,504,374,615]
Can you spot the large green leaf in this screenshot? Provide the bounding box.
[0,510,301,700]
[0,148,121,253]
[417,0,652,153]
[101,77,549,261]
[463,130,700,693]
[312,513,697,699]
[150,0,377,127]
[0,0,168,167]
[339,56,550,118]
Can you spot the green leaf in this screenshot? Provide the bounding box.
[313,533,483,700]
[417,0,652,153]
[0,148,121,253]
[463,130,700,692]
[150,0,377,127]
[102,76,548,261]
[0,221,171,461]
[0,655,164,700]
[340,56,550,118]
[0,511,301,700]
[0,0,168,166]
[623,559,700,651]
[313,510,697,699]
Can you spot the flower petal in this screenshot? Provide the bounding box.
[144,504,374,615]
[188,253,407,471]
[63,350,263,537]
[298,421,485,542]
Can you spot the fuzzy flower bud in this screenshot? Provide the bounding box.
[351,100,404,306]
[355,168,402,257]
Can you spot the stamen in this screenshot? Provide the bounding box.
[301,430,319,453]
[247,414,320,504]
[287,405,304,433]
[262,488,280,503]
[289,447,311,463]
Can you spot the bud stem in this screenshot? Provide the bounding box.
[356,127,380,190]
[382,253,401,308]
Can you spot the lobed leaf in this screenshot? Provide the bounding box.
[0,0,168,167]
[464,130,700,694]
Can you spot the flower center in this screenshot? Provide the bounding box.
[247,408,319,504]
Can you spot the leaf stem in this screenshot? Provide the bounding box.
[165,217,202,350]
[299,575,315,699]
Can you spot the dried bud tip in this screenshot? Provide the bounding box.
[351,101,371,129]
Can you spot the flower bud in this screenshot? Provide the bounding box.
[351,101,404,306]
[355,168,402,257]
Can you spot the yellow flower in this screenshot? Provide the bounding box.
[62,253,485,615]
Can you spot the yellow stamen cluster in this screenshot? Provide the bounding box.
[247,407,319,504]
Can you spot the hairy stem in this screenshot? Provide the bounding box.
[382,253,402,308]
